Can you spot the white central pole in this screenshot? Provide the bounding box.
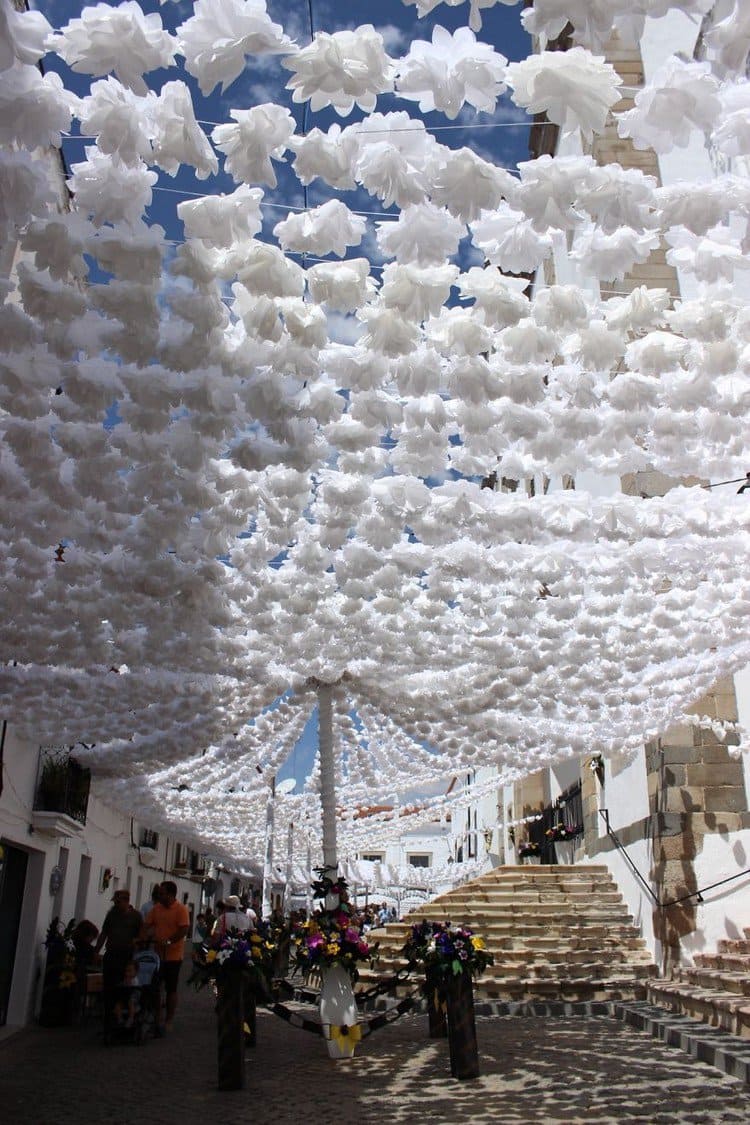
[283,819,294,918]
[261,775,275,921]
[317,682,337,879]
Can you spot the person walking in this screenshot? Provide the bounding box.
[144,881,190,1035]
[94,889,143,1021]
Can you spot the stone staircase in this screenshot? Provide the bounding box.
[358,864,657,1004]
[648,930,750,1038]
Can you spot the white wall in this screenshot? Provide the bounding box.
[0,729,210,1028]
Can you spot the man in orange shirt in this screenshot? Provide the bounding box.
[145,881,190,1034]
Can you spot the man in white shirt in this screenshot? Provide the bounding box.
[212,895,253,936]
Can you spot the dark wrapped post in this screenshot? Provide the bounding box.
[216,965,245,1090]
[445,970,480,1080]
[243,983,257,1049]
[425,967,448,1038]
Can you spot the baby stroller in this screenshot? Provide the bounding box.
[103,947,160,1046]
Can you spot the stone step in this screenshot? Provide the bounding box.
[615,1001,750,1084]
[383,910,636,929]
[372,924,642,949]
[718,939,750,956]
[694,953,750,973]
[356,862,655,1005]
[647,980,750,1039]
[372,949,656,973]
[477,977,649,1003]
[679,967,750,998]
[402,895,625,913]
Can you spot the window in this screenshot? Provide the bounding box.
[407,854,431,868]
[360,853,384,863]
[173,843,189,869]
[139,828,159,849]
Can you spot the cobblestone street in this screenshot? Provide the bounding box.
[2,980,750,1124]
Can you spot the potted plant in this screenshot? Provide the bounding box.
[518,841,541,864]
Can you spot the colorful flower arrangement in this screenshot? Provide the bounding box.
[401,920,494,981]
[291,870,377,982]
[545,822,582,842]
[189,922,278,999]
[518,841,541,857]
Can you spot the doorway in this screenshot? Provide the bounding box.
[0,841,29,1026]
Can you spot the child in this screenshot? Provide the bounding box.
[112,960,141,1028]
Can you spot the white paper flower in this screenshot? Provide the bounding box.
[21,215,91,282]
[357,305,421,356]
[68,146,157,227]
[457,267,529,328]
[394,25,506,119]
[703,0,750,79]
[277,298,328,347]
[274,200,366,257]
[78,76,155,165]
[288,125,358,190]
[576,163,657,234]
[507,47,621,140]
[430,147,517,223]
[283,25,394,116]
[177,0,295,95]
[377,203,465,265]
[352,112,443,209]
[379,262,458,322]
[401,0,512,35]
[617,57,721,153]
[426,305,493,356]
[712,80,750,157]
[177,185,264,249]
[0,62,74,150]
[604,286,671,333]
[569,225,660,282]
[0,0,51,71]
[151,81,218,180]
[212,105,295,188]
[236,242,306,298]
[517,154,594,232]
[306,259,376,312]
[666,224,750,284]
[470,204,552,274]
[48,1,176,96]
[0,152,53,242]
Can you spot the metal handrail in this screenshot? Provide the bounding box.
[598,808,750,909]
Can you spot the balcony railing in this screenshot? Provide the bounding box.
[33,746,91,826]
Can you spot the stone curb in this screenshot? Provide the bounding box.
[615,1000,750,1084]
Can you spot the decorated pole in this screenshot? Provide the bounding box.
[317,681,337,880]
[216,965,245,1090]
[445,971,480,1080]
[284,818,294,919]
[261,775,276,921]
